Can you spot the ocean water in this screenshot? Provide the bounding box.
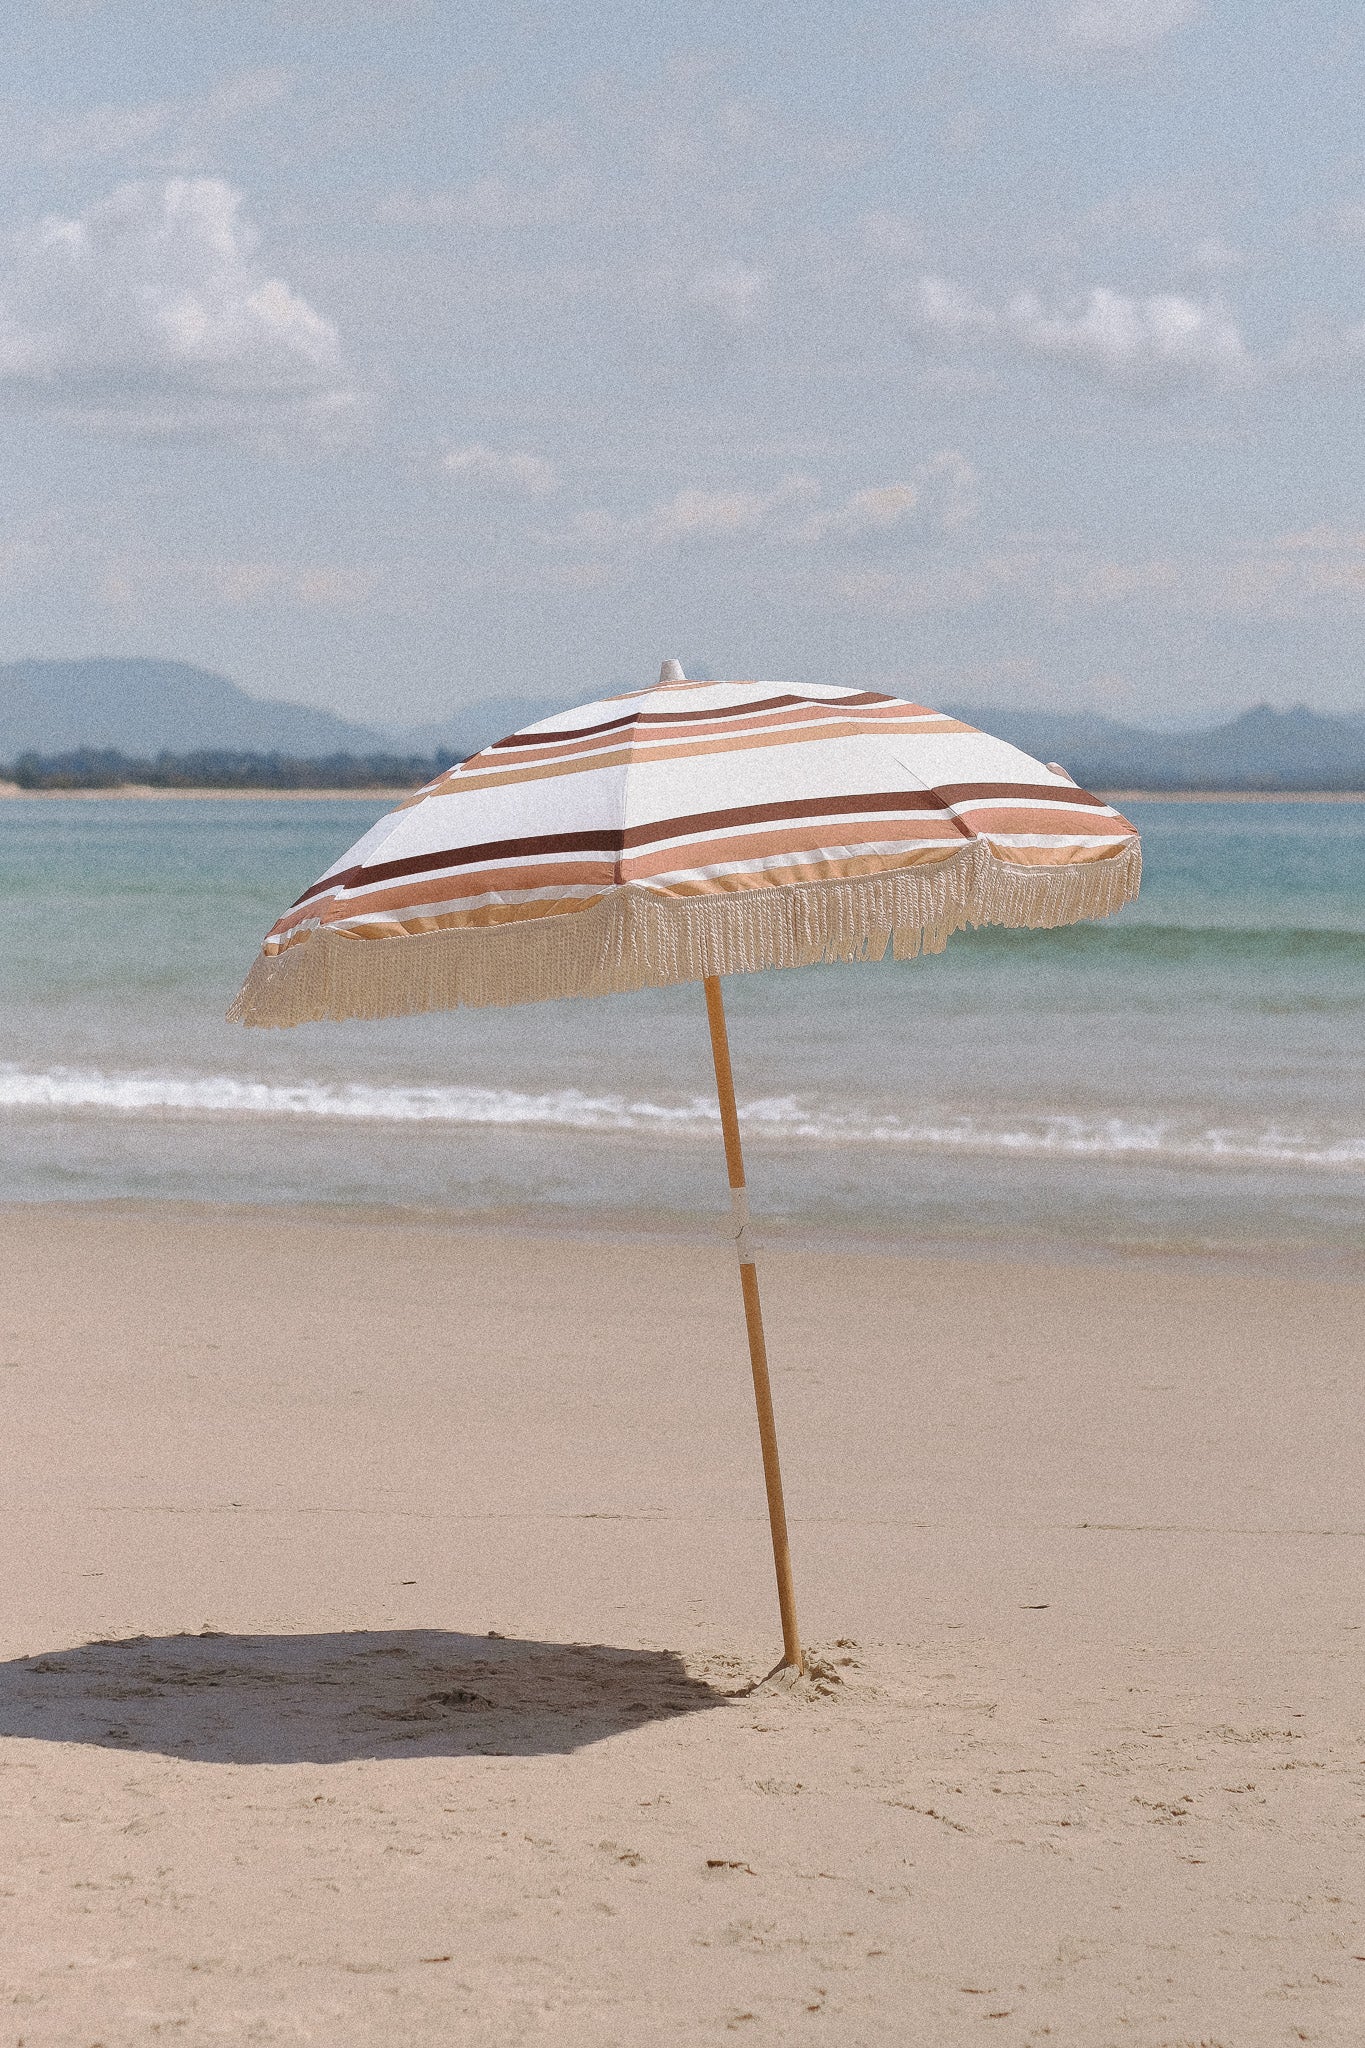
[1,795,1362,1268]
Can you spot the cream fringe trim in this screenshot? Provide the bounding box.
[228,839,1141,1029]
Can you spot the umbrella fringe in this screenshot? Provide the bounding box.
[228,839,1141,1028]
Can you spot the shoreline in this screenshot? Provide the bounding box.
[1,781,1363,803]
[3,1194,1361,1284]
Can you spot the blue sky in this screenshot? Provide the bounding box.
[2,0,1363,728]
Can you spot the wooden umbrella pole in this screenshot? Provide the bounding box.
[702,973,804,1676]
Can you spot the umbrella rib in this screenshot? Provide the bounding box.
[703,972,805,1678]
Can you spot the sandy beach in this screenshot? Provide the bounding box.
[1,1204,1362,2044]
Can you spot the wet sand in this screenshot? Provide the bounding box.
[1,1204,1362,2044]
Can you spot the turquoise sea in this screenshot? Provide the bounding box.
[1,796,1362,1269]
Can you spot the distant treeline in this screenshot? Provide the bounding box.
[3,748,453,791]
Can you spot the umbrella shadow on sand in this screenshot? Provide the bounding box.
[0,1629,731,1765]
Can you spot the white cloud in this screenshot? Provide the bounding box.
[642,479,811,545]
[375,177,584,231]
[99,553,378,610]
[641,471,969,550]
[1323,200,1365,244]
[201,561,377,607]
[274,0,434,21]
[442,444,559,495]
[823,484,921,533]
[1010,287,1248,386]
[800,454,978,540]
[1054,0,1197,52]
[1268,526,1365,599]
[685,261,769,326]
[857,211,929,261]
[94,552,378,606]
[908,274,1251,392]
[0,178,352,437]
[555,461,974,563]
[38,69,290,170]
[828,527,1365,626]
[909,275,995,341]
[971,0,1198,65]
[1275,319,1365,379]
[1181,236,1246,278]
[0,511,61,592]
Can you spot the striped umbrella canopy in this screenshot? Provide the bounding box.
[232,665,1140,1679]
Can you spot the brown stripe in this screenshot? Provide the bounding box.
[292,782,1119,908]
[283,811,1124,928]
[480,695,919,765]
[290,791,961,905]
[945,809,1129,837]
[291,827,625,906]
[307,824,973,919]
[272,829,1136,945]
[289,862,620,925]
[484,690,892,750]
[931,782,1113,810]
[445,716,975,795]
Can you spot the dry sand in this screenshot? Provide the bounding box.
[1,1204,1362,2045]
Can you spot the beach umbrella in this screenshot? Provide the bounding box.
[232,663,1140,1678]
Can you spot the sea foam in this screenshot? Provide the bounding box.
[1,1065,1360,1171]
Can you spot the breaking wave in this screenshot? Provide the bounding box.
[2,1065,1361,1171]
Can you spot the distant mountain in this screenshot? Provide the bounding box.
[4,660,1363,787]
[0,659,388,758]
[403,693,1365,787]
[948,702,1365,790]
[386,669,722,756]
[387,695,575,759]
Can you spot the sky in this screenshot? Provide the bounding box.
[2,0,1364,730]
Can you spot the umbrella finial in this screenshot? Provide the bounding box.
[658,658,686,683]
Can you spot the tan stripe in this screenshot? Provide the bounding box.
[274,844,1007,944]
[930,802,1128,836]
[276,848,954,942]
[443,717,980,794]
[650,849,985,896]
[619,818,970,882]
[291,780,1131,917]
[971,838,1132,866]
[593,678,896,703]
[489,689,848,749]
[304,843,974,922]
[644,839,1134,891]
[271,865,616,934]
[401,707,971,803]
[466,697,961,771]
[293,809,981,923]
[265,822,1137,951]
[278,821,968,927]
[294,862,619,925]
[283,808,1136,931]
[507,701,966,760]
[265,892,613,950]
